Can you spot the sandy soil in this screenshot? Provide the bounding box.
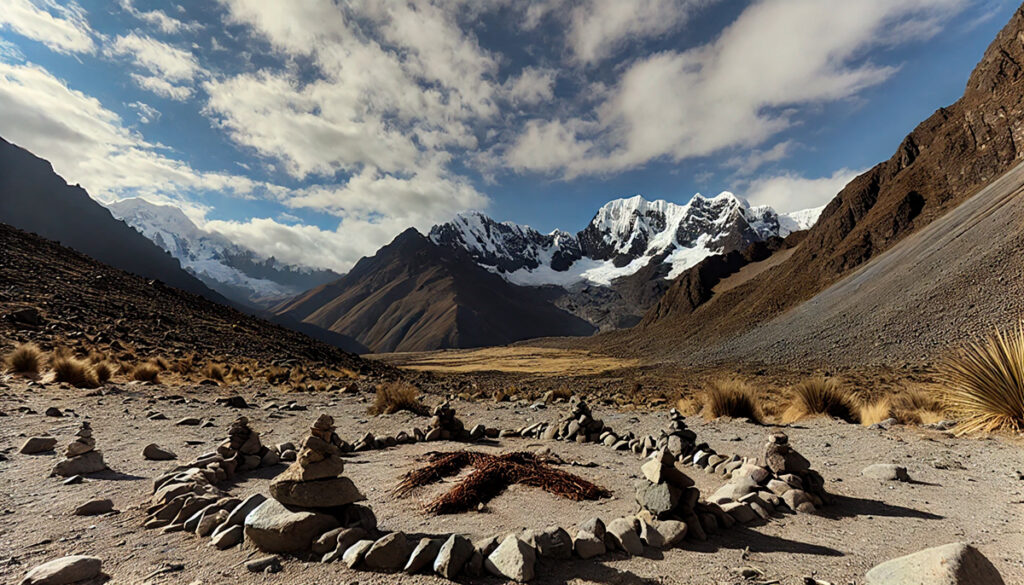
[1,377,1022,585]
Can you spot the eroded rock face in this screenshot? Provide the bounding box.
[864,543,1006,585]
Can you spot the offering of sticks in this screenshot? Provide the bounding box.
[395,450,611,514]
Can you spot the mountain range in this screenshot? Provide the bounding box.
[273,193,821,352]
[107,198,340,307]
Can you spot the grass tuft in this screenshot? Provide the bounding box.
[703,378,762,423]
[131,362,161,383]
[203,363,226,382]
[782,377,860,424]
[92,361,113,384]
[939,322,1024,435]
[51,354,99,388]
[5,342,43,375]
[370,381,429,415]
[858,399,892,426]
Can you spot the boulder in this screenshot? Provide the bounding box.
[142,444,176,461]
[342,539,375,568]
[485,536,536,582]
[243,499,340,553]
[363,532,409,571]
[405,537,442,574]
[573,531,605,559]
[606,518,643,555]
[864,543,1005,585]
[19,555,102,585]
[269,476,365,508]
[655,519,687,546]
[20,437,57,454]
[434,534,474,578]
[634,480,681,516]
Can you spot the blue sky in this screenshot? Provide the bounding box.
[0,0,1014,272]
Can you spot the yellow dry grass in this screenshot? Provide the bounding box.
[373,347,639,377]
[939,322,1024,435]
[51,355,99,388]
[131,362,161,383]
[782,377,860,424]
[369,381,429,415]
[703,378,763,423]
[5,342,43,375]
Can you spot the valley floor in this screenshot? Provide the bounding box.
[1,377,1022,584]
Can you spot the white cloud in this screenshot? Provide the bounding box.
[119,0,200,35]
[130,73,193,101]
[503,67,556,106]
[726,140,795,176]
[0,0,95,54]
[569,0,711,64]
[745,167,862,213]
[0,61,265,206]
[106,32,200,82]
[128,100,161,124]
[507,0,968,178]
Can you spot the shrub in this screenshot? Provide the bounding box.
[5,342,43,375]
[266,366,290,385]
[132,362,161,383]
[92,361,113,384]
[173,354,196,375]
[203,363,226,382]
[703,379,762,423]
[370,381,429,415]
[939,323,1024,435]
[858,399,892,427]
[51,355,99,388]
[782,377,860,424]
[151,356,170,371]
[889,388,946,425]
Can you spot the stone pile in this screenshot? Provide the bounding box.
[542,397,608,443]
[425,401,467,441]
[246,415,373,554]
[51,421,107,477]
[708,431,832,520]
[657,409,700,458]
[631,449,707,543]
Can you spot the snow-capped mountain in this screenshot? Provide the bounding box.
[107,198,340,306]
[429,192,822,288]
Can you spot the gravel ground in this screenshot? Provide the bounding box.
[1,378,1022,585]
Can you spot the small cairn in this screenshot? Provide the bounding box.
[268,414,366,508]
[425,401,467,442]
[543,397,606,443]
[51,421,107,476]
[657,409,699,458]
[708,431,832,522]
[218,416,268,474]
[634,449,698,519]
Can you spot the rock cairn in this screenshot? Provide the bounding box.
[708,431,832,520]
[246,415,376,554]
[658,409,699,458]
[141,417,281,541]
[51,421,107,477]
[425,401,467,441]
[267,414,365,508]
[540,397,608,443]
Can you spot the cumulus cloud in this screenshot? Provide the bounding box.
[569,0,712,64]
[130,73,193,101]
[507,0,968,178]
[503,67,556,106]
[106,32,201,82]
[745,167,862,213]
[0,0,95,54]
[119,0,200,35]
[726,140,795,176]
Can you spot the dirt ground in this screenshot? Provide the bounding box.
[1,376,1022,585]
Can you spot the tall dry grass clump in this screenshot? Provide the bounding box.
[939,323,1024,435]
[703,379,762,423]
[858,399,892,426]
[782,377,859,424]
[370,381,429,415]
[891,388,946,425]
[51,354,99,388]
[131,362,161,383]
[5,342,43,375]
[203,363,226,382]
[92,361,113,384]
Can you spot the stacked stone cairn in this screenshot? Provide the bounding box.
[425,401,468,441]
[51,421,107,477]
[244,414,374,554]
[539,397,608,443]
[708,431,832,521]
[349,401,498,451]
[140,417,288,550]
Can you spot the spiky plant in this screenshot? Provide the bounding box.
[369,381,429,415]
[703,378,762,423]
[5,342,43,375]
[939,323,1024,435]
[92,361,113,384]
[51,355,99,388]
[783,377,859,424]
[131,362,160,383]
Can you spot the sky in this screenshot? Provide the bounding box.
[0,0,1015,273]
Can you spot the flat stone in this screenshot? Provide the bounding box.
[223,494,266,527]
[196,509,228,537]
[51,451,106,477]
[655,519,687,546]
[573,530,605,559]
[268,476,365,508]
[862,463,911,482]
[245,555,281,573]
[634,479,681,516]
[342,539,375,568]
[20,437,57,454]
[405,537,442,574]
[211,524,243,549]
[709,475,759,504]
[638,520,665,549]
[176,417,201,426]
[606,518,643,555]
[485,536,536,582]
[243,499,340,553]
[864,543,1006,585]
[72,499,113,516]
[19,555,102,585]
[364,532,409,571]
[721,501,757,524]
[433,534,474,578]
[142,444,176,461]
